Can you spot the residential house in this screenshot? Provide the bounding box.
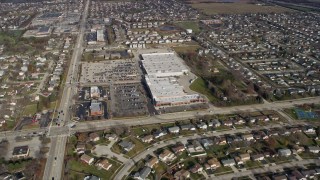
[159,149,176,163]
[221,158,236,167]
[174,169,190,180]
[251,154,265,161]
[141,135,153,143]
[118,140,135,152]
[217,136,227,145]
[234,118,245,125]
[222,120,233,127]
[168,126,180,134]
[89,132,100,142]
[293,145,305,153]
[304,126,316,134]
[105,134,118,141]
[187,140,204,153]
[96,159,112,171]
[133,166,151,180]
[153,130,167,138]
[84,175,100,180]
[190,163,203,174]
[289,170,306,180]
[172,143,185,154]
[145,156,158,168]
[205,158,221,170]
[272,174,288,180]
[76,143,86,154]
[308,146,320,153]
[242,134,254,141]
[278,149,292,157]
[269,115,280,121]
[80,154,95,165]
[200,138,213,149]
[180,124,196,131]
[197,122,207,130]
[211,119,221,127]
[301,169,316,178]
[239,153,251,162]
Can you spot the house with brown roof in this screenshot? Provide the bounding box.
[89,132,100,142]
[141,135,153,143]
[172,143,185,154]
[251,153,265,161]
[159,149,176,163]
[239,153,250,162]
[205,158,221,170]
[190,163,203,174]
[81,154,95,165]
[96,159,112,171]
[174,169,190,180]
[76,143,86,154]
[146,156,158,168]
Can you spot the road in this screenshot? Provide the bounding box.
[42,135,68,180]
[0,96,319,139]
[51,0,90,129]
[42,0,90,179]
[213,159,320,180]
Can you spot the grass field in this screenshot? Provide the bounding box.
[172,45,200,53]
[68,158,121,179]
[192,3,292,14]
[189,77,217,103]
[174,21,200,34]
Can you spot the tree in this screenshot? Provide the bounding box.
[266,137,276,150]
[76,133,88,142]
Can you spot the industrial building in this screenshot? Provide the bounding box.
[141,52,204,108]
[141,52,188,77]
[97,29,105,42]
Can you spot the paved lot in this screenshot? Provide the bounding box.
[112,84,149,117]
[4,136,42,160]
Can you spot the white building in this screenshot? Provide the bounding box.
[141,52,204,108]
[145,75,202,108]
[97,29,105,42]
[141,53,188,77]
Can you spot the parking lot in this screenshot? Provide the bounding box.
[111,83,148,117]
[3,135,42,160]
[79,59,140,84]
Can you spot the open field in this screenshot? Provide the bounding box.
[190,77,218,103]
[174,21,200,34]
[192,3,293,14]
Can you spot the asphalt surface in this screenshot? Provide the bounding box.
[42,0,90,179]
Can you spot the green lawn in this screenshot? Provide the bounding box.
[175,21,200,34]
[22,103,38,116]
[154,162,168,177]
[190,77,217,103]
[299,152,319,159]
[68,158,121,180]
[244,160,263,169]
[214,166,233,176]
[126,137,148,158]
[111,143,122,154]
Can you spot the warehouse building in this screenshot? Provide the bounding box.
[141,52,204,108]
[97,29,105,42]
[141,52,188,77]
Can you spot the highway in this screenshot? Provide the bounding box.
[42,0,90,179]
